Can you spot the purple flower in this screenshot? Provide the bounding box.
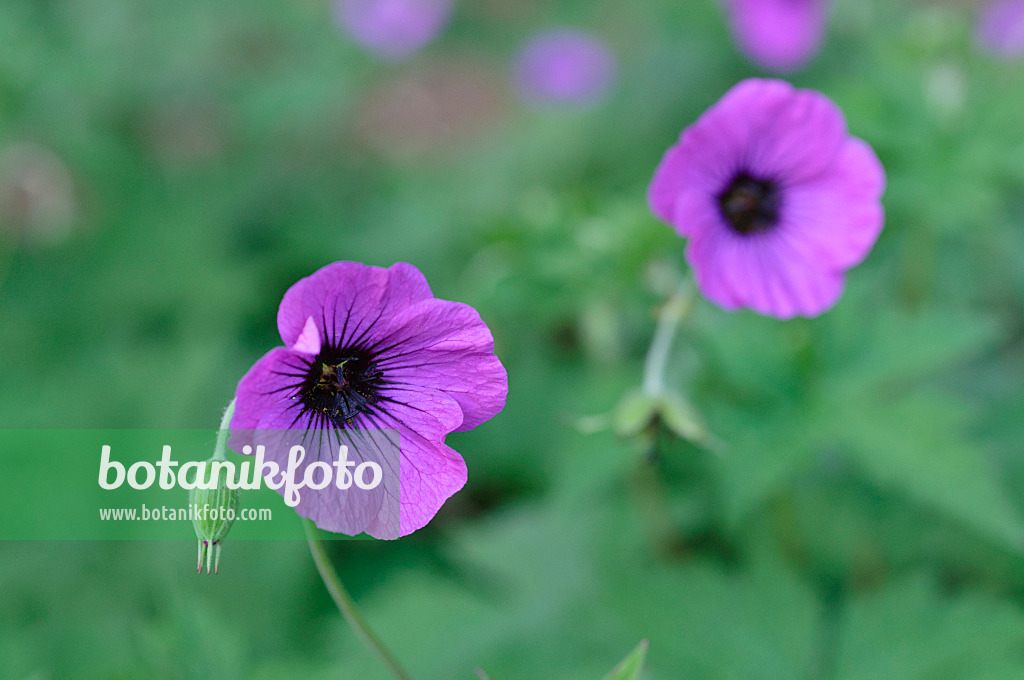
[648,79,885,319]
[334,0,453,60]
[724,0,827,72]
[975,0,1024,58]
[512,30,617,106]
[231,262,507,537]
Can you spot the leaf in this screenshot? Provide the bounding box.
[836,576,1024,680]
[602,640,648,680]
[601,546,820,679]
[832,392,1024,553]
[705,399,821,527]
[323,498,623,680]
[825,305,1002,392]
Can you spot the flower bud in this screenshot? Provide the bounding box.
[614,388,717,450]
[190,458,240,574]
[614,390,660,438]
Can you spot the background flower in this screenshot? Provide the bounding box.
[512,29,617,106]
[334,0,454,60]
[724,0,827,72]
[231,261,508,537]
[648,78,885,318]
[975,0,1024,58]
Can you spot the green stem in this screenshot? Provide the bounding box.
[0,239,14,295]
[642,278,695,398]
[303,518,411,680]
[811,578,845,680]
[212,399,235,462]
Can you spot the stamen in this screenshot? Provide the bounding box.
[295,347,384,429]
[717,173,781,236]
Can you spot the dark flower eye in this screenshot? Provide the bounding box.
[716,173,781,236]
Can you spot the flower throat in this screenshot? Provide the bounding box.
[717,173,781,236]
[299,348,383,428]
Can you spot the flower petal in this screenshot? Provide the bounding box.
[371,430,466,537]
[372,298,493,354]
[277,261,433,350]
[780,137,886,269]
[760,238,845,317]
[750,86,848,185]
[268,427,393,536]
[687,227,745,311]
[291,316,322,355]
[231,347,311,431]
[688,229,844,319]
[648,144,690,224]
[381,348,507,431]
[360,385,469,536]
[673,79,795,194]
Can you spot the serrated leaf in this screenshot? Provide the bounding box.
[833,392,1024,553]
[602,640,648,680]
[836,576,1024,680]
[827,306,1002,391]
[602,546,820,679]
[705,400,820,526]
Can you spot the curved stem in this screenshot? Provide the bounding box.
[642,278,695,397]
[212,399,235,462]
[811,577,845,680]
[0,239,14,296]
[303,518,411,680]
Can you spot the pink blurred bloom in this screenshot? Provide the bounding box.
[975,0,1024,58]
[724,0,827,72]
[334,0,453,60]
[648,79,885,319]
[512,30,617,106]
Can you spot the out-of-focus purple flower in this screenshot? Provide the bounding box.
[724,0,827,72]
[334,0,453,60]
[512,30,617,106]
[975,0,1024,58]
[231,261,508,537]
[648,79,885,319]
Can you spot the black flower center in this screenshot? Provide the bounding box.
[297,347,384,428]
[717,173,781,236]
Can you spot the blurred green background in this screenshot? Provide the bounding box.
[3,0,1024,678]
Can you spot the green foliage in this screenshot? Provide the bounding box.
[836,577,1024,680]
[602,640,647,680]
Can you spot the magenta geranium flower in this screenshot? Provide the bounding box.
[648,79,885,319]
[512,30,617,106]
[975,0,1024,58]
[231,261,507,537]
[724,0,827,72]
[334,0,453,60]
